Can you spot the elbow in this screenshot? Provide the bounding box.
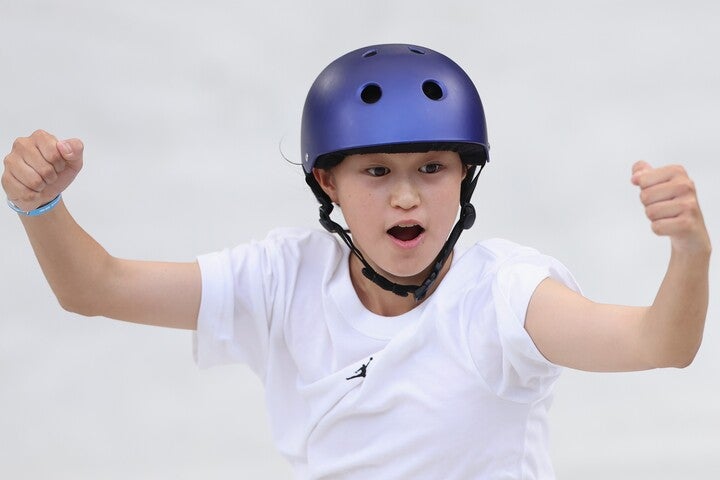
[672,347,701,369]
[656,340,702,369]
[55,289,78,314]
[52,257,117,317]
[57,296,84,315]
[56,292,99,317]
[666,355,695,369]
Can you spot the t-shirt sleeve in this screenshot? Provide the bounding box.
[193,239,275,377]
[468,242,580,403]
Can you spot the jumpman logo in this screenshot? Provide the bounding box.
[346,357,373,380]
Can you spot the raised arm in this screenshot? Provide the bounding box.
[2,130,201,330]
[525,161,711,372]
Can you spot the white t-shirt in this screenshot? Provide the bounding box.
[194,228,579,480]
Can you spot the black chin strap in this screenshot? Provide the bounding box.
[306,164,483,301]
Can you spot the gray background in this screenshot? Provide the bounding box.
[1,1,719,478]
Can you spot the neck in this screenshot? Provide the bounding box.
[348,252,453,317]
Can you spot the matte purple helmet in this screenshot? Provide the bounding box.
[301,44,490,301]
[301,43,489,172]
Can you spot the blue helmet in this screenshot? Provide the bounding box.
[301,43,489,172]
[301,44,489,301]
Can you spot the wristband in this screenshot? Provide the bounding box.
[7,194,62,216]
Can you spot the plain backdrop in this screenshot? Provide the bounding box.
[1,1,718,478]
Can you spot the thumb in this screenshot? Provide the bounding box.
[56,138,84,166]
[631,160,652,185]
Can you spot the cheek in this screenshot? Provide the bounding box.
[435,188,463,228]
[340,192,379,225]
[338,183,377,208]
[342,195,387,246]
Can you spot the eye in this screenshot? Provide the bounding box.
[366,166,390,177]
[419,163,443,174]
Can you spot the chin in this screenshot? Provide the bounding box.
[376,259,436,285]
[356,240,444,285]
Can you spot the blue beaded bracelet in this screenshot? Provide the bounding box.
[7,194,62,216]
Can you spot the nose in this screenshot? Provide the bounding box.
[390,176,421,210]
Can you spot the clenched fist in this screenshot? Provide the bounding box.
[2,130,84,212]
[631,161,711,255]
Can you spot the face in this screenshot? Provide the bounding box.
[314,151,466,285]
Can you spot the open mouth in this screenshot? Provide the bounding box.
[387,224,425,242]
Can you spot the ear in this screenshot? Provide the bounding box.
[312,168,339,203]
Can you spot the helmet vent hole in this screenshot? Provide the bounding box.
[361,84,382,104]
[422,80,444,100]
[408,47,425,55]
[362,49,378,58]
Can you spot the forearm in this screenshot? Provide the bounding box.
[18,200,201,329]
[641,245,711,368]
[19,199,115,313]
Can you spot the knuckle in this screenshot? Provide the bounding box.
[50,152,67,167]
[682,178,696,195]
[644,206,656,220]
[38,164,57,181]
[670,164,687,176]
[679,198,699,218]
[12,136,29,151]
[668,176,695,198]
[673,177,693,193]
[47,157,65,172]
[31,129,48,138]
[27,176,45,191]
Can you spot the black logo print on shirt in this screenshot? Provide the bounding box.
[346,357,373,380]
